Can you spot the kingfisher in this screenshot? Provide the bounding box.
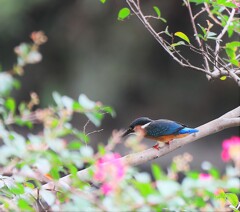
[122,117,199,150]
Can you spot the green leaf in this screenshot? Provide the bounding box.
[102,106,116,117]
[197,24,207,36]
[165,26,171,37]
[170,41,185,48]
[159,17,167,23]
[190,0,209,3]
[217,0,237,8]
[226,193,239,207]
[5,98,16,113]
[68,140,82,150]
[98,144,106,156]
[50,167,60,180]
[15,118,33,129]
[73,101,84,111]
[133,181,154,197]
[10,183,25,195]
[220,76,227,80]
[100,0,106,3]
[74,132,89,143]
[186,171,199,179]
[209,168,220,178]
[229,59,239,67]
[85,112,103,127]
[194,196,206,207]
[226,41,240,49]
[24,182,35,189]
[226,48,235,58]
[18,199,33,211]
[153,6,161,17]
[13,79,21,90]
[118,8,131,21]
[174,32,190,44]
[151,164,163,180]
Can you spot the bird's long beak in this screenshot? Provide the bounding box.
[122,128,134,137]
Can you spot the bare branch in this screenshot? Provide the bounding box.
[126,0,211,75]
[125,0,239,84]
[186,0,211,74]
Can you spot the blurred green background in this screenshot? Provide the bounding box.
[0,0,239,170]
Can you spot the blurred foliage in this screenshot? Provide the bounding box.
[0,0,239,211]
[0,30,239,212]
[0,0,49,39]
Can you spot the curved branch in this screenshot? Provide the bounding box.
[42,106,240,190]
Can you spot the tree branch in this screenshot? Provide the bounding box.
[125,0,240,85]
[42,106,240,191]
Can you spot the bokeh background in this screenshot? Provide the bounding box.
[0,0,239,171]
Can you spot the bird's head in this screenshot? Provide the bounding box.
[122,117,152,137]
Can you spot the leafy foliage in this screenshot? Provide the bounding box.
[0,0,240,210]
[118,8,131,21]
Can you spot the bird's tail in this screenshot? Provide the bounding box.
[178,127,199,134]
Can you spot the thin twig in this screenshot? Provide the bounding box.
[214,9,236,73]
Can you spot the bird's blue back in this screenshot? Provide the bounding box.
[145,119,197,137]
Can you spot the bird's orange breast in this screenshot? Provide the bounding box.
[146,133,189,143]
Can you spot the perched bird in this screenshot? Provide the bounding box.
[122,117,199,150]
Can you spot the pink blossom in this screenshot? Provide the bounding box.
[199,173,212,180]
[101,183,113,195]
[221,136,240,162]
[94,153,126,195]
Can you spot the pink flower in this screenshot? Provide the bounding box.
[221,136,240,162]
[94,153,126,195]
[199,173,212,180]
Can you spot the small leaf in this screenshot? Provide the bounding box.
[118,8,130,21]
[153,6,161,17]
[100,0,106,3]
[171,41,185,48]
[10,183,25,195]
[68,140,81,150]
[160,17,167,23]
[102,106,116,117]
[226,41,240,49]
[18,199,33,211]
[220,76,227,80]
[98,144,106,156]
[197,24,207,36]
[5,98,16,113]
[225,48,235,58]
[174,32,190,44]
[165,26,171,37]
[186,171,199,179]
[194,196,206,207]
[151,164,163,180]
[209,167,220,178]
[226,193,239,207]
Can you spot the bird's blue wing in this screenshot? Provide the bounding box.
[145,119,184,137]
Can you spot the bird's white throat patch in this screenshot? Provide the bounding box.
[141,122,151,129]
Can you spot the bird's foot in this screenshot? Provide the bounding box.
[166,139,173,145]
[152,143,160,150]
